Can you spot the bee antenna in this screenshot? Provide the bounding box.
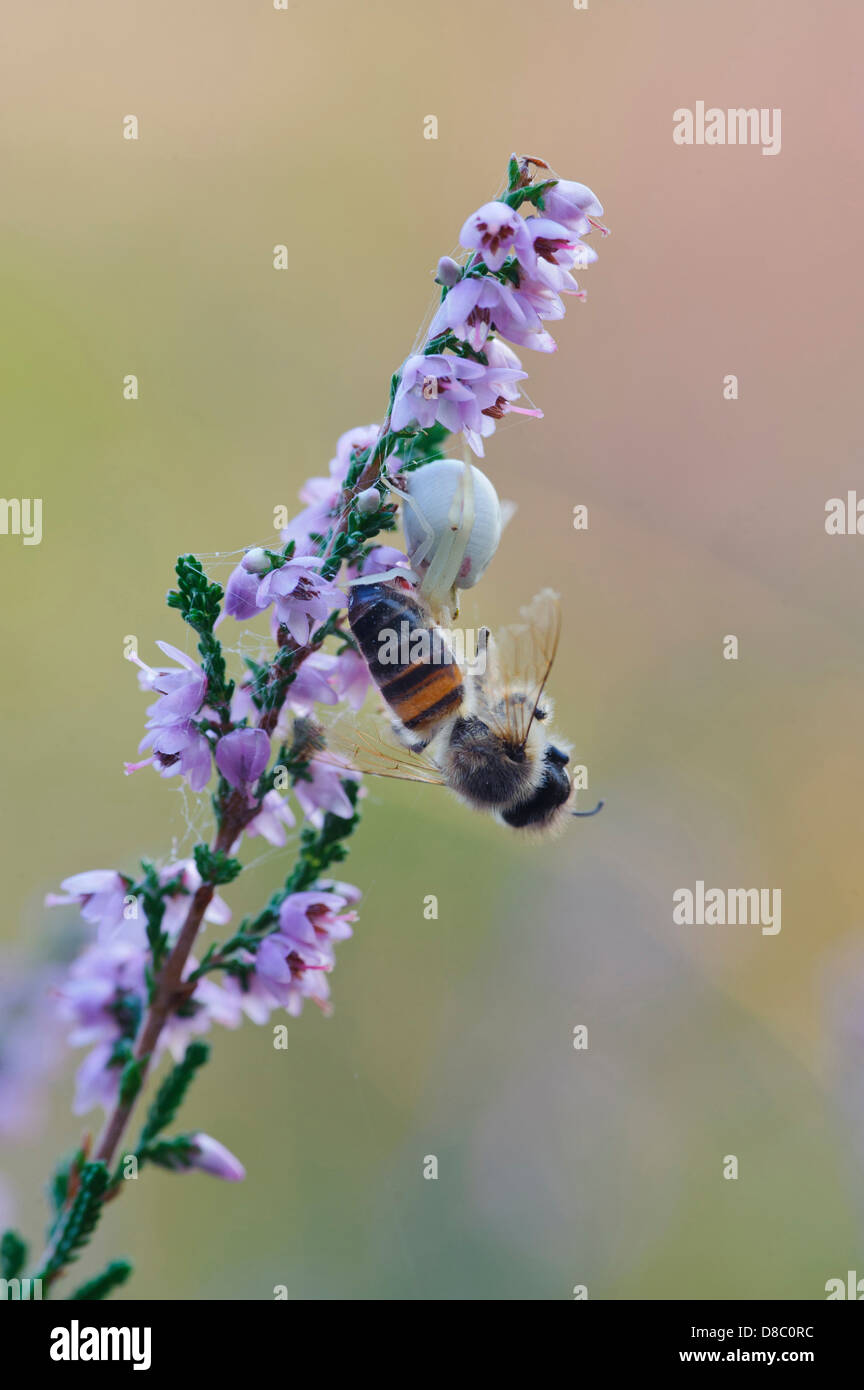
[572,799,604,818]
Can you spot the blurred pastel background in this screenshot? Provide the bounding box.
[1,0,863,1299]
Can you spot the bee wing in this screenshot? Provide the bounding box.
[477,589,562,749]
[319,719,446,787]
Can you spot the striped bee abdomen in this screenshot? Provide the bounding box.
[348,581,464,735]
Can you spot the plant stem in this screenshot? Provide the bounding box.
[92,798,249,1169]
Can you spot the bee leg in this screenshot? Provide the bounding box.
[465,626,490,684]
[380,478,437,569]
[390,717,429,753]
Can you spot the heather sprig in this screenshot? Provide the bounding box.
[35,1162,111,1290]
[138,1041,211,1149]
[68,1260,133,1302]
[2,154,606,1300]
[167,554,234,716]
[1,1229,27,1281]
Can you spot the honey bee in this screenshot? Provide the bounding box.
[342,580,602,835]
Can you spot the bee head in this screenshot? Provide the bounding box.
[499,743,574,834]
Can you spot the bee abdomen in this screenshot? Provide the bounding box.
[348,581,464,734]
[385,663,464,732]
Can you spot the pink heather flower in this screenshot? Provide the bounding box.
[284,652,342,716]
[428,275,554,354]
[265,649,368,727]
[392,353,487,433]
[255,558,346,646]
[128,721,213,792]
[0,955,65,1138]
[215,727,271,792]
[326,646,370,711]
[247,949,330,1019]
[508,273,568,326]
[224,562,262,621]
[558,240,598,273]
[253,886,360,1016]
[128,641,208,716]
[391,353,530,456]
[266,965,331,1019]
[496,320,557,354]
[56,929,239,1114]
[483,337,524,373]
[510,225,596,314]
[221,952,279,1025]
[475,348,544,451]
[358,545,412,578]
[317,879,362,904]
[276,890,356,966]
[459,201,533,272]
[72,1041,122,1114]
[185,1132,246,1182]
[512,224,601,317]
[540,179,604,233]
[56,937,148,1113]
[56,940,145,1049]
[230,680,257,724]
[519,216,580,276]
[329,423,384,483]
[44,870,130,941]
[279,494,337,554]
[244,789,296,847]
[125,642,212,791]
[293,756,360,828]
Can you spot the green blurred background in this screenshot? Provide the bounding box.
[2,0,863,1299]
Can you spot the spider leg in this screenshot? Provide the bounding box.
[419,461,475,618]
[381,478,437,569]
[344,565,420,587]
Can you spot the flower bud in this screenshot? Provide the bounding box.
[435,256,461,288]
[241,546,270,575]
[186,1132,246,1182]
[215,727,271,790]
[356,487,380,515]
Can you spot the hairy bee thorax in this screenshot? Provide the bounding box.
[439,714,543,811]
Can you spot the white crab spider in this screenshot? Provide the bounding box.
[349,459,513,624]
